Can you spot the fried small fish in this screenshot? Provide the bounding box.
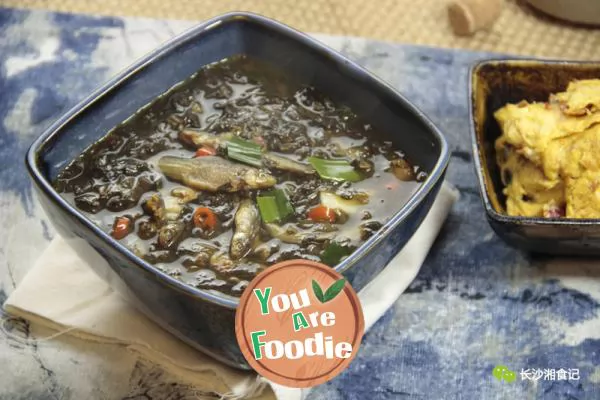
[231,199,260,260]
[210,250,265,277]
[170,186,197,203]
[179,129,232,148]
[181,129,315,175]
[158,156,276,192]
[264,222,337,244]
[157,221,186,249]
[262,152,315,175]
[210,251,234,273]
[144,193,187,222]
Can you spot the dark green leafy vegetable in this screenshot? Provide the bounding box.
[227,137,262,167]
[257,188,294,223]
[256,196,279,224]
[320,242,354,265]
[308,157,362,182]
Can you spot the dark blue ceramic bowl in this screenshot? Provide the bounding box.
[26,12,449,368]
[470,59,600,255]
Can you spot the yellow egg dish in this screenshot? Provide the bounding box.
[495,79,600,218]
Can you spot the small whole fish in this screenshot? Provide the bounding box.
[262,152,315,175]
[181,129,315,175]
[144,193,186,223]
[144,194,165,222]
[158,156,276,192]
[210,251,265,277]
[252,241,280,261]
[170,186,198,203]
[210,251,234,273]
[179,129,232,148]
[264,222,337,244]
[157,221,186,250]
[230,199,260,260]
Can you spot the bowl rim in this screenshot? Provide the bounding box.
[469,57,600,227]
[26,11,450,310]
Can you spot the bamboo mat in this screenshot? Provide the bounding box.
[2,0,600,60]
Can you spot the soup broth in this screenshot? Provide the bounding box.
[54,55,425,296]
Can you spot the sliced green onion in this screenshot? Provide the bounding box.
[308,157,363,182]
[257,196,279,224]
[320,242,355,266]
[257,189,294,223]
[227,137,262,167]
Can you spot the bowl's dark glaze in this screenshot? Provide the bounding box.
[27,12,449,368]
[470,59,600,255]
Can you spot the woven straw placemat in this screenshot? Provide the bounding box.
[2,0,599,61]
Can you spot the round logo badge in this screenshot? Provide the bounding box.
[235,259,364,388]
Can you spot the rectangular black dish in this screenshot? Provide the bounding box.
[26,12,449,368]
[470,59,600,255]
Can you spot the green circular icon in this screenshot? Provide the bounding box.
[493,365,516,383]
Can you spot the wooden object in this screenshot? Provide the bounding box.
[448,0,504,36]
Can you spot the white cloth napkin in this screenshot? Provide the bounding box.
[4,184,457,400]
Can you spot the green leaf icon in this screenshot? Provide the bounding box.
[312,279,325,303]
[312,278,347,303]
[493,365,516,383]
[322,278,346,303]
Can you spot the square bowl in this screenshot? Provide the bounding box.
[470,59,600,255]
[26,12,449,368]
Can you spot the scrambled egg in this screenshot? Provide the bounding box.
[495,79,600,218]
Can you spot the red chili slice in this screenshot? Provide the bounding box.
[307,205,337,223]
[193,207,218,230]
[111,216,132,240]
[194,146,217,157]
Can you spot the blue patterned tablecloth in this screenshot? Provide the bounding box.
[0,7,598,400]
